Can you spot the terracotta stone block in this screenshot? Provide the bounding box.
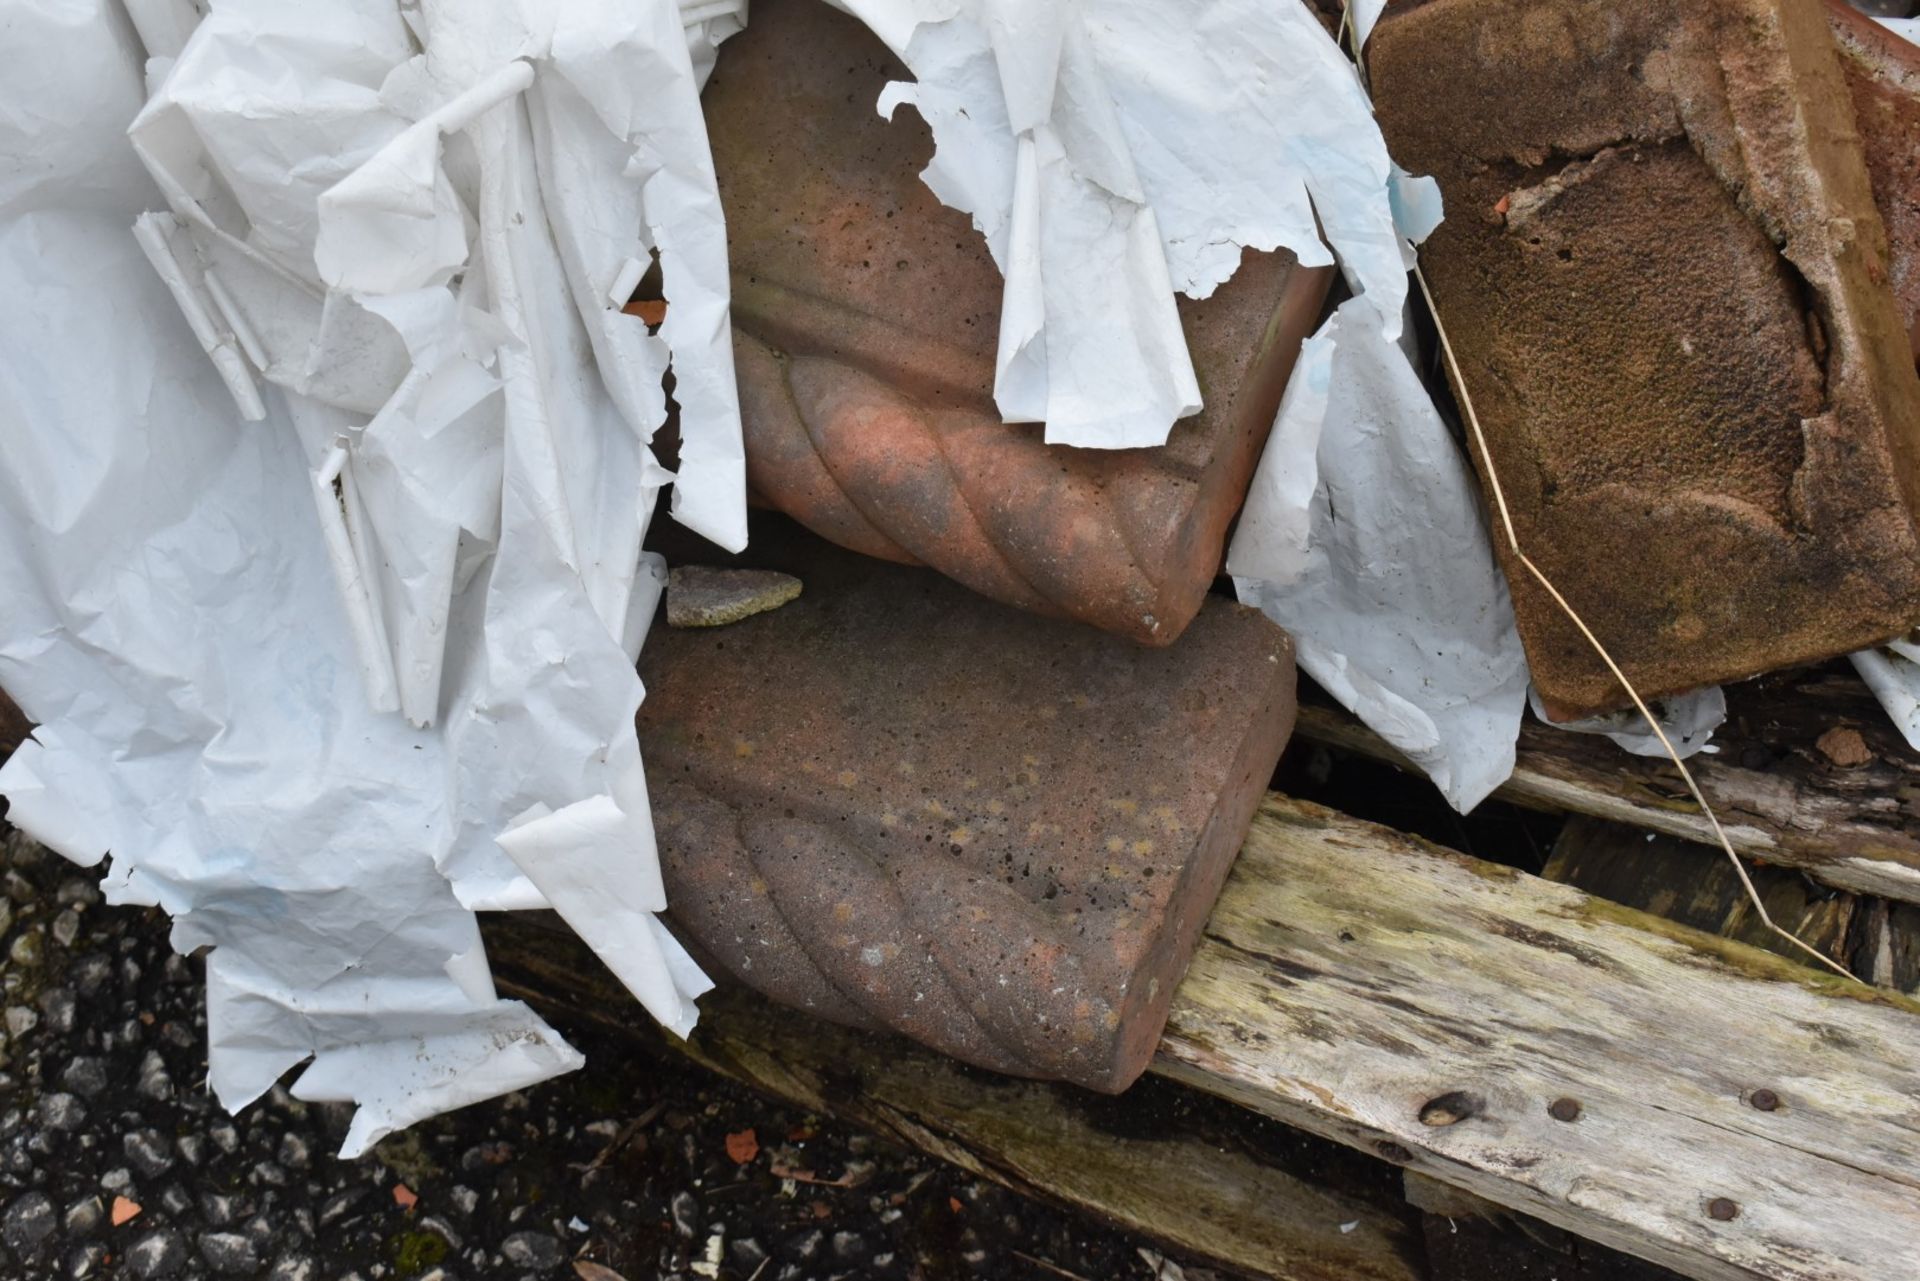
[701,0,1332,648]
[637,533,1295,1092]
[1828,0,1920,367]
[1371,0,1920,717]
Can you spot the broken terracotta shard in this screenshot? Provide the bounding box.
[1371,0,1920,718]
[700,0,1332,648]
[1828,0,1920,368]
[638,533,1296,1092]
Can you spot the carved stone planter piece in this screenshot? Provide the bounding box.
[638,534,1296,1092]
[700,0,1333,648]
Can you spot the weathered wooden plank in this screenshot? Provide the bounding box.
[487,921,1423,1281]
[1853,898,1920,995]
[1291,665,1920,902]
[1155,795,1920,1281]
[1542,817,1857,970]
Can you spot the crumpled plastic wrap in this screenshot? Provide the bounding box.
[0,0,744,1156]
[829,0,1416,449]
[1228,293,1532,813]
[1527,686,1726,761]
[1853,642,1920,752]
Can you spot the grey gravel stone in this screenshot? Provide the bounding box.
[277,1132,310,1171]
[419,1214,463,1251]
[200,1192,238,1227]
[499,1230,562,1270]
[137,1050,173,1101]
[38,987,76,1034]
[6,1005,39,1038]
[158,1185,191,1216]
[207,1123,238,1155]
[51,908,80,947]
[55,878,100,907]
[99,1167,133,1193]
[3,1189,57,1256]
[41,1092,85,1132]
[267,1255,318,1281]
[65,1240,107,1278]
[832,1229,867,1259]
[59,1056,109,1097]
[125,1229,186,1279]
[63,1196,102,1235]
[317,1187,365,1228]
[175,1135,205,1168]
[447,1186,478,1217]
[670,1190,700,1238]
[198,1229,258,1275]
[70,954,110,996]
[124,1128,175,1179]
[10,927,44,967]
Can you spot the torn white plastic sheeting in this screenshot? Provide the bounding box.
[831,0,1414,450]
[1529,685,1726,760]
[1853,643,1920,753]
[0,0,743,1156]
[1347,0,1388,50]
[1229,296,1530,814]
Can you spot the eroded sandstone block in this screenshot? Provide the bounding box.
[638,533,1295,1092]
[1828,0,1920,367]
[1372,0,1920,717]
[701,0,1332,648]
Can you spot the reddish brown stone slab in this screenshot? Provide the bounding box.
[637,532,1296,1092]
[1828,0,1920,368]
[701,0,1332,648]
[1371,0,1920,718]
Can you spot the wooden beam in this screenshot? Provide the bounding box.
[1156,795,1920,1281]
[488,922,1424,1281]
[1291,665,1920,902]
[1541,817,1857,970]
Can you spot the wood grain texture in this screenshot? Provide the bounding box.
[1292,666,1920,902]
[488,922,1422,1281]
[1155,796,1920,1281]
[1542,817,1857,970]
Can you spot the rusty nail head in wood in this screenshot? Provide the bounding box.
[1749,1089,1781,1112]
[1708,1198,1740,1222]
[1548,1097,1582,1123]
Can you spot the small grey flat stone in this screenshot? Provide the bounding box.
[666,567,802,629]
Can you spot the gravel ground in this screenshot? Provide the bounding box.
[0,823,1233,1281]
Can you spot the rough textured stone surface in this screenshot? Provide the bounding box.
[638,531,1296,1092]
[666,566,802,629]
[1829,0,1920,367]
[702,0,1332,647]
[1372,0,1920,717]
